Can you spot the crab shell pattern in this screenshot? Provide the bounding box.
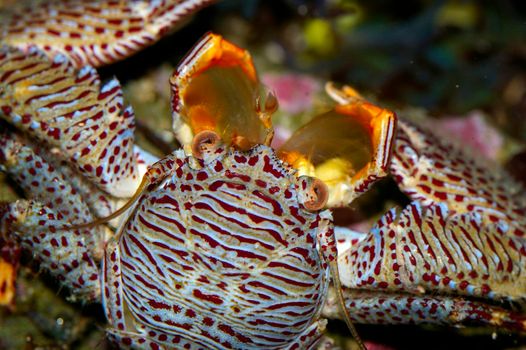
[103,145,334,349]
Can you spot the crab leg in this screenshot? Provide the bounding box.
[391,120,526,236]
[0,131,105,301]
[0,46,140,198]
[1,0,216,68]
[332,203,526,330]
[324,289,526,331]
[340,202,525,301]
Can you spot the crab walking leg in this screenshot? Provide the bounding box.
[2,200,101,301]
[0,132,105,301]
[391,119,526,236]
[323,289,526,331]
[346,203,526,301]
[1,0,216,68]
[332,203,526,329]
[0,46,140,198]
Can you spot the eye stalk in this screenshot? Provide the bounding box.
[191,130,222,160]
[298,176,329,211]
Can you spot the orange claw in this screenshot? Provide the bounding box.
[171,33,272,153]
[0,258,15,306]
[0,237,18,307]
[278,84,397,207]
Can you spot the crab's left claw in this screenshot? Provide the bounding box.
[170,33,275,154]
[278,84,397,207]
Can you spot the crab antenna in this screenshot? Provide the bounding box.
[60,173,152,231]
[329,260,367,350]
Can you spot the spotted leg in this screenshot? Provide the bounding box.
[0,132,106,301]
[333,202,526,331]
[323,289,526,331]
[391,119,526,236]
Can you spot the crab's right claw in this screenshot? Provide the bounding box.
[170,33,274,154]
[278,86,397,207]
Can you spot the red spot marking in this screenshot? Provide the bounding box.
[192,289,223,305]
[225,170,251,182]
[420,185,431,194]
[185,309,196,318]
[234,155,247,163]
[47,29,61,36]
[196,171,208,181]
[378,281,389,289]
[434,191,448,200]
[481,284,491,295]
[148,300,170,310]
[214,162,224,172]
[263,155,283,179]
[197,275,210,284]
[1,106,12,114]
[248,155,259,166]
[255,179,267,188]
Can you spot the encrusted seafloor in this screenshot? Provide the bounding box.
[1,1,526,349]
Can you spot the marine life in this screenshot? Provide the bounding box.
[0,1,525,349]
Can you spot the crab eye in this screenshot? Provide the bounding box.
[298,176,329,211]
[191,130,222,159]
[171,33,272,151]
[278,99,396,206]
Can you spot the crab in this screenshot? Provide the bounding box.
[0,1,525,349]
